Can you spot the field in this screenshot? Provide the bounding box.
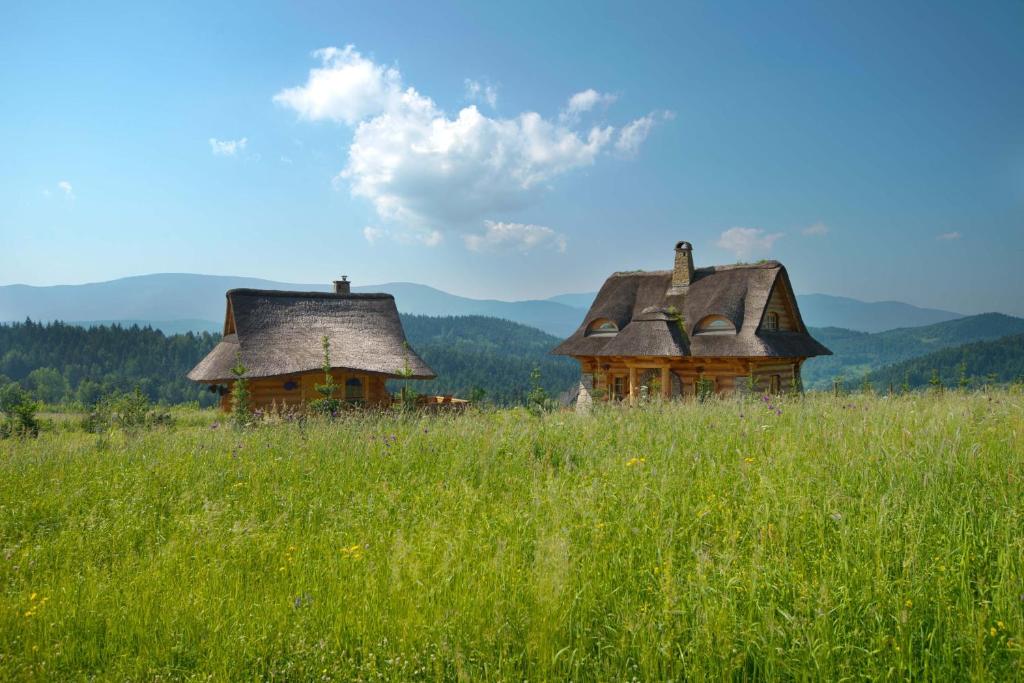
[1,392,1022,680]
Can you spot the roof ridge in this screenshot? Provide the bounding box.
[226,288,394,300]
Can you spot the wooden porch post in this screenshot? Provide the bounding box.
[661,366,670,399]
[628,366,638,405]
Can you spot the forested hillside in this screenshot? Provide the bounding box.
[864,334,1024,389]
[0,316,579,406]
[802,312,1024,387]
[396,315,578,404]
[0,320,219,405]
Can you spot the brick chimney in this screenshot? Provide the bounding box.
[668,241,694,295]
[333,276,350,295]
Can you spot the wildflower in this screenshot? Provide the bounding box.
[991,627,997,637]
[904,599,912,608]
[625,457,646,467]
[29,592,36,601]
[744,457,755,464]
[997,620,1005,630]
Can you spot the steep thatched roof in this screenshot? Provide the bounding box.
[553,262,831,359]
[188,289,434,382]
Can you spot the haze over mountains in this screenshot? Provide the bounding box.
[0,273,971,337]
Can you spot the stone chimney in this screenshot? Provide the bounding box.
[333,276,350,295]
[668,241,694,295]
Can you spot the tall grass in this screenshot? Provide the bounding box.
[1,391,1021,680]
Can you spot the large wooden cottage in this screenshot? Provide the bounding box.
[188,278,435,410]
[553,242,831,407]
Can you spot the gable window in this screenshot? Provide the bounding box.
[694,315,736,335]
[764,311,780,332]
[345,377,364,402]
[586,319,619,337]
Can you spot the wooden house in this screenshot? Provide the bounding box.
[187,278,435,410]
[553,242,831,407]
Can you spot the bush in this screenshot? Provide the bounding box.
[0,383,40,438]
[81,389,172,434]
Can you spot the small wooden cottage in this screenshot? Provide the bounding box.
[553,241,831,407]
[187,278,435,410]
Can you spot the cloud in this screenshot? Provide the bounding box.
[936,231,962,241]
[275,46,666,236]
[802,221,829,236]
[362,225,443,247]
[464,78,498,108]
[57,180,74,199]
[273,46,402,124]
[463,220,567,253]
[715,227,784,259]
[209,137,248,156]
[561,89,617,123]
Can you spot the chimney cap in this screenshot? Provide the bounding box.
[675,240,693,251]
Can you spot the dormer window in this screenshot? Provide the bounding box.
[694,315,735,335]
[764,311,779,332]
[585,319,619,337]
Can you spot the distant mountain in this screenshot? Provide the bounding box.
[796,294,963,333]
[0,274,584,338]
[863,334,1024,390]
[802,313,1024,389]
[0,273,986,338]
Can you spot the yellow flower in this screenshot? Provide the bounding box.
[744,457,755,464]
[625,457,646,467]
[29,592,37,601]
[997,621,1006,630]
[990,627,997,637]
[904,599,912,608]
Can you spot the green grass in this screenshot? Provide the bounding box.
[1,391,1022,680]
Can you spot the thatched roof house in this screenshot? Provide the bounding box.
[188,278,434,410]
[554,242,830,407]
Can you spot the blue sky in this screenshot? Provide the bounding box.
[2,0,1022,315]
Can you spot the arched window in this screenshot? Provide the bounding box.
[694,315,736,335]
[585,319,619,337]
[345,378,364,402]
[764,311,779,331]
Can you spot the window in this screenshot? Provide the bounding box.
[586,319,619,337]
[769,374,781,394]
[764,311,779,332]
[345,377,364,402]
[612,376,626,400]
[694,315,735,335]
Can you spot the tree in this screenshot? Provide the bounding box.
[25,367,67,404]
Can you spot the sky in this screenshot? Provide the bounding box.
[2,0,1023,315]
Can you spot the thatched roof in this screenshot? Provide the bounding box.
[188,289,435,382]
[553,262,831,359]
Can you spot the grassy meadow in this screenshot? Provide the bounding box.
[1,391,1022,680]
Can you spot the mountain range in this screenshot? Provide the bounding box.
[0,273,970,337]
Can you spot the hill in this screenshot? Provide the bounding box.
[864,334,1024,389]
[796,293,963,332]
[0,274,585,338]
[801,312,1024,388]
[0,315,579,406]
[1,273,986,338]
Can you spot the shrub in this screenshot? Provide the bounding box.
[81,389,172,434]
[0,383,41,438]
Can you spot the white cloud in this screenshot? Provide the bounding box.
[362,225,443,247]
[561,89,617,123]
[275,46,665,234]
[280,156,293,165]
[802,221,829,236]
[715,227,784,259]
[615,110,674,156]
[936,231,962,240]
[209,137,247,156]
[464,220,567,253]
[464,78,498,108]
[273,46,402,124]
[57,180,74,199]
